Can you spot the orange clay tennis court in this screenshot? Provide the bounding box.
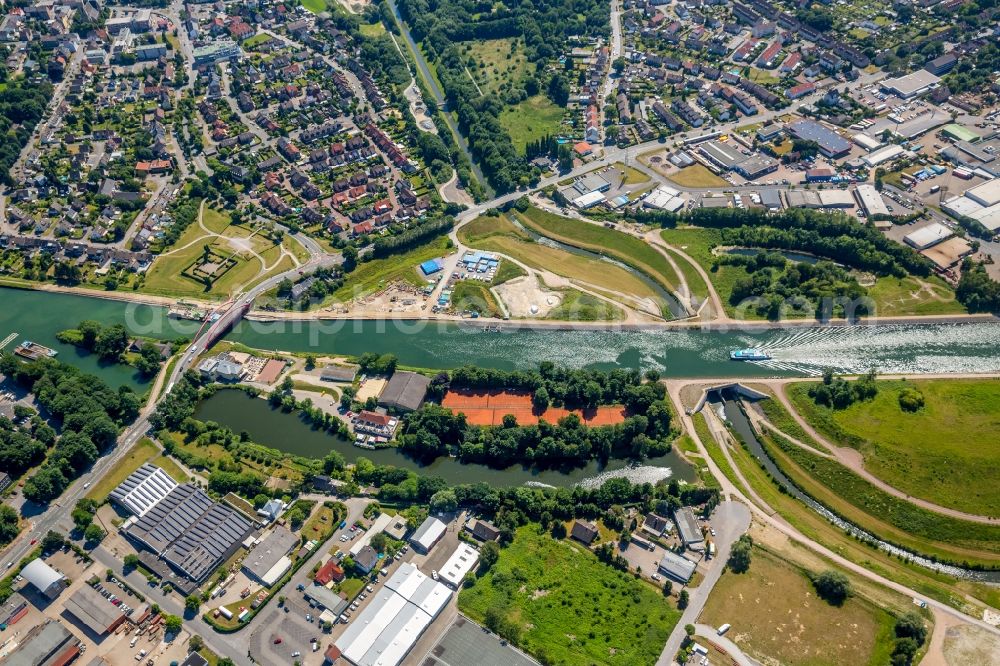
[442,389,628,426]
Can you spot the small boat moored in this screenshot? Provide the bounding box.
[13,340,58,360]
[730,348,771,361]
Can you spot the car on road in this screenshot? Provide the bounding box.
[273,638,282,644]
[431,570,438,581]
[291,652,301,658]
[710,528,716,537]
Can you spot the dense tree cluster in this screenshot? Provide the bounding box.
[720,252,868,320]
[370,217,453,258]
[150,370,202,431]
[944,43,999,95]
[0,78,54,186]
[808,369,879,409]
[0,408,52,480]
[811,569,852,605]
[955,260,1000,313]
[0,355,138,504]
[633,207,932,278]
[727,534,753,573]
[55,320,166,375]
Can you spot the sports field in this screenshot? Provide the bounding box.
[442,388,627,426]
[786,378,1000,517]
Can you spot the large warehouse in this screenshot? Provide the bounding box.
[334,563,451,666]
[109,463,178,516]
[242,526,297,587]
[121,479,255,585]
[63,585,127,636]
[21,559,66,600]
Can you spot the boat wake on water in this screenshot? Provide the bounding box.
[735,323,1000,376]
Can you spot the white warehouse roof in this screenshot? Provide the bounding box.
[439,542,480,588]
[409,517,446,553]
[110,463,179,517]
[863,144,910,168]
[941,195,984,219]
[965,179,1000,208]
[334,563,451,666]
[21,558,64,595]
[855,185,890,216]
[904,222,952,250]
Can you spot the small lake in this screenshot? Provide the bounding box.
[195,388,697,488]
[721,248,832,265]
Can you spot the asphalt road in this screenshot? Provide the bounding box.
[656,500,752,666]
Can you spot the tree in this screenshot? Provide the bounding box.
[93,324,129,361]
[685,624,695,636]
[41,530,65,552]
[0,505,19,545]
[813,570,852,605]
[429,489,458,514]
[124,554,140,569]
[84,523,106,543]
[189,635,204,652]
[185,595,201,613]
[532,387,550,410]
[164,614,183,634]
[894,612,927,644]
[727,534,752,573]
[677,589,689,609]
[479,541,500,574]
[370,532,388,553]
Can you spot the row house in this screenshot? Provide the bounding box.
[739,78,781,107]
[652,102,683,131]
[672,99,706,127]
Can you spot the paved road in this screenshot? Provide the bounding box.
[656,501,751,666]
[693,624,761,666]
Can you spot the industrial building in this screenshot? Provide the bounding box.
[964,179,1000,208]
[904,222,952,250]
[334,563,451,666]
[123,482,255,585]
[350,513,394,558]
[787,120,851,158]
[109,463,179,517]
[657,550,697,583]
[862,145,911,168]
[854,184,891,217]
[409,517,447,554]
[643,186,685,212]
[378,371,430,412]
[673,507,704,550]
[242,526,298,587]
[880,70,941,99]
[2,621,81,666]
[63,585,126,636]
[439,543,480,588]
[21,559,66,600]
[736,154,779,180]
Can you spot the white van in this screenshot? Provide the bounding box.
[717,623,731,636]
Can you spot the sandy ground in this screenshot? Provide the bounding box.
[355,377,386,402]
[404,82,437,135]
[932,616,1000,665]
[493,275,563,317]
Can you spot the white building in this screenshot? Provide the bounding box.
[350,513,394,557]
[334,563,451,666]
[21,559,65,600]
[409,517,446,554]
[965,179,1000,208]
[862,145,911,168]
[439,542,480,588]
[109,463,179,517]
[854,184,890,217]
[904,222,952,250]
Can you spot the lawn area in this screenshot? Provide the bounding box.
[243,33,272,48]
[463,38,528,94]
[359,21,386,37]
[755,394,830,454]
[458,526,681,666]
[516,206,682,294]
[546,289,623,321]
[706,407,1000,614]
[659,245,709,301]
[867,276,964,317]
[491,260,526,285]
[669,164,728,188]
[759,426,1000,566]
[301,0,326,13]
[747,68,780,85]
[461,214,671,316]
[332,236,451,301]
[85,438,187,501]
[608,163,652,186]
[452,280,503,317]
[700,547,897,666]
[301,502,341,543]
[660,227,747,315]
[500,95,565,153]
[786,379,1000,517]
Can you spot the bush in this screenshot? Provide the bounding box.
[727,534,752,573]
[898,388,925,412]
[812,570,852,606]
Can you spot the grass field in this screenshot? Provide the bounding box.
[516,206,682,294]
[463,38,528,94]
[85,438,187,501]
[787,379,1000,517]
[669,164,728,188]
[660,227,748,315]
[701,415,1000,615]
[756,395,831,453]
[491,260,526,285]
[301,0,326,13]
[458,526,681,665]
[867,276,964,317]
[460,215,670,315]
[546,289,623,321]
[358,21,386,37]
[759,426,1000,566]
[451,280,503,317]
[700,547,897,666]
[611,163,651,186]
[333,236,451,301]
[500,95,565,153]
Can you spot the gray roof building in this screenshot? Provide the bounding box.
[241,526,298,585]
[354,544,379,573]
[3,620,79,666]
[787,120,851,158]
[409,517,446,554]
[658,550,697,583]
[110,463,179,517]
[63,585,126,635]
[378,371,430,412]
[673,507,704,548]
[124,484,254,583]
[320,365,358,382]
[304,585,349,614]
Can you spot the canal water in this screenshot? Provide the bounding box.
[711,390,1000,582]
[4,288,1000,386]
[194,388,696,488]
